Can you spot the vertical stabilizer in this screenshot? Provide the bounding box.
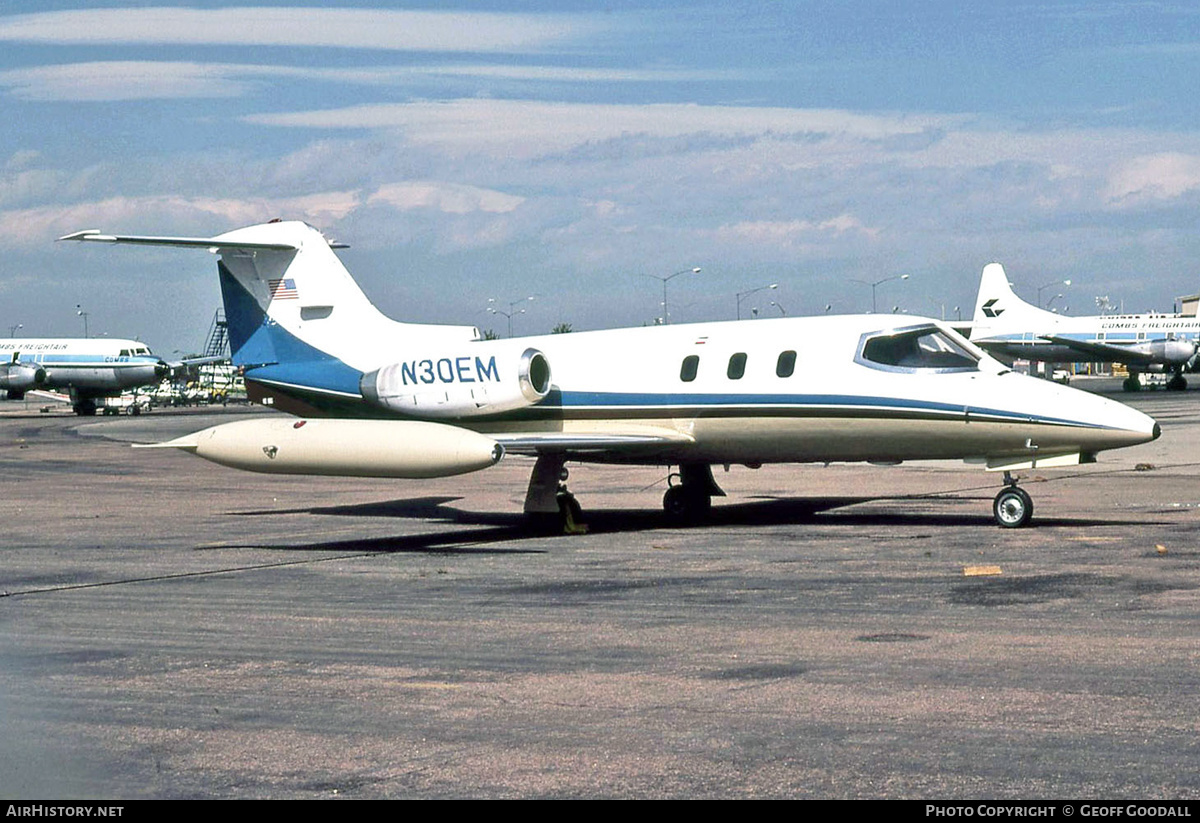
[60,220,481,378]
[971,263,1061,333]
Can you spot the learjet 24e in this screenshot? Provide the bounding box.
[60,221,1160,528]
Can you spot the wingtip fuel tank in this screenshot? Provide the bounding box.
[142,417,504,479]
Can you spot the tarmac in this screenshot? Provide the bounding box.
[1,379,1198,798]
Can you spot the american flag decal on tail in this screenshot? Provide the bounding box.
[268,278,298,300]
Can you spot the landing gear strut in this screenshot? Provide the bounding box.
[524,453,587,534]
[992,471,1033,528]
[662,463,725,522]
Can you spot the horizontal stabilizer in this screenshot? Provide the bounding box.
[58,230,297,252]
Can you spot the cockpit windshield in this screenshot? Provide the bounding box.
[859,326,980,372]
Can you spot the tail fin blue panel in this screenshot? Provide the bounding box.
[218,260,364,398]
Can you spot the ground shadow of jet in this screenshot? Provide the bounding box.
[222,495,1162,555]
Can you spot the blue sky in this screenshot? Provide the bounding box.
[3,1,1200,350]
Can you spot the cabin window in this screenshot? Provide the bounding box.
[727,352,747,379]
[119,349,130,357]
[776,350,796,377]
[680,355,699,382]
[859,326,979,372]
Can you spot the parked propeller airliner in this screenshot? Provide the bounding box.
[61,221,1160,528]
[0,337,214,415]
[970,263,1200,391]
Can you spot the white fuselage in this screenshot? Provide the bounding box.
[0,338,162,393]
[448,317,1157,466]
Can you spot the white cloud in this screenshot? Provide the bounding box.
[714,215,880,248]
[0,7,599,52]
[368,182,524,214]
[248,99,960,159]
[0,59,729,102]
[0,62,252,101]
[1105,153,1200,204]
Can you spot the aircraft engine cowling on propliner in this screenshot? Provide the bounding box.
[1126,339,1198,365]
[0,362,46,393]
[360,345,552,418]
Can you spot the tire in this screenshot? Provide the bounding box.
[993,486,1033,528]
[663,486,711,521]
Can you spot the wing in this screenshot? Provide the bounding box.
[1040,334,1171,365]
[493,429,694,456]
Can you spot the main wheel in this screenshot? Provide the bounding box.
[663,485,712,521]
[993,486,1033,528]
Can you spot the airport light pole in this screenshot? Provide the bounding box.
[76,305,88,338]
[770,301,786,316]
[1037,279,1071,308]
[736,283,777,320]
[643,267,700,325]
[851,274,909,313]
[9,323,21,338]
[487,297,534,337]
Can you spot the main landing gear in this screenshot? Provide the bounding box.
[524,458,727,532]
[662,463,725,522]
[524,453,587,534]
[1124,370,1189,392]
[992,472,1033,529]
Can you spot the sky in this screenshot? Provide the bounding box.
[3,1,1200,352]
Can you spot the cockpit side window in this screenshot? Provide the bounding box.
[859,327,979,372]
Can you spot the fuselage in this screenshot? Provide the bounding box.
[0,338,163,392]
[246,314,1159,468]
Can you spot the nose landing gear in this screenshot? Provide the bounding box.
[993,472,1033,528]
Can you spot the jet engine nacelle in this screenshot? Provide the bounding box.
[154,417,504,478]
[1128,339,1198,365]
[0,362,46,392]
[360,345,552,419]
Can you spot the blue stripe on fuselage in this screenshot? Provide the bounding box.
[218,260,362,396]
[548,390,1106,429]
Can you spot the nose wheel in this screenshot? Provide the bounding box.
[992,473,1033,528]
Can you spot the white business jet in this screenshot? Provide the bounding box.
[60,222,1159,528]
[970,263,1200,391]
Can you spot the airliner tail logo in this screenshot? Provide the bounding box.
[982,299,1004,318]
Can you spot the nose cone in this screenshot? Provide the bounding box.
[1044,380,1160,452]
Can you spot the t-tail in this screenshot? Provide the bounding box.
[60,220,482,415]
[971,262,1061,335]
